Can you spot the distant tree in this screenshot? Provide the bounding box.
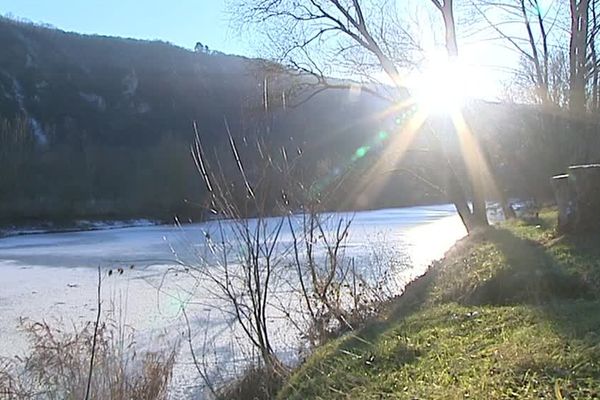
[478,0,600,114]
[194,41,210,53]
[472,0,566,107]
[569,0,590,113]
[567,0,600,113]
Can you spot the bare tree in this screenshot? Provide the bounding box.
[232,0,424,102]
[232,0,494,232]
[183,117,401,392]
[480,0,600,114]
[471,0,569,106]
[424,0,496,226]
[586,0,600,111]
[429,0,459,56]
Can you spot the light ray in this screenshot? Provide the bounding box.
[302,97,418,162]
[450,111,500,205]
[342,106,428,209]
[309,97,419,202]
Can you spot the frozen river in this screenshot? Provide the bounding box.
[0,205,466,397]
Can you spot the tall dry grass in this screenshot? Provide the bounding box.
[0,318,177,400]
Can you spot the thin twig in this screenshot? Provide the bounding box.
[84,266,102,400]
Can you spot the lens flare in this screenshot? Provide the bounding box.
[411,54,471,115]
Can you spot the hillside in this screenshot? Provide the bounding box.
[0,16,420,224]
[280,211,600,399]
[0,17,591,226]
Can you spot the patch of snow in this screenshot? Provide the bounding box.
[79,91,106,111]
[0,219,160,238]
[11,76,25,107]
[122,69,138,96]
[77,219,158,231]
[9,76,49,145]
[28,117,48,145]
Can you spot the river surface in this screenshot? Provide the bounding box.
[0,204,466,397]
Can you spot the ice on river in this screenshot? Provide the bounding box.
[0,205,466,397]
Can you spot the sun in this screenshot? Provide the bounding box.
[410,54,472,115]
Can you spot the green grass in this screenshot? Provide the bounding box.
[279,210,600,399]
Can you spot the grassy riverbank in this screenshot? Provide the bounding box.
[279,210,600,399]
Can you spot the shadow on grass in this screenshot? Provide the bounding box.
[339,224,599,361]
[466,228,592,306]
[510,299,600,399]
[476,227,600,396]
[313,256,442,384]
[343,223,598,349]
[339,254,443,350]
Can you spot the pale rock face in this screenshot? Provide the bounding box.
[122,69,138,97]
[10,76,49,145]
[79,91,107,111]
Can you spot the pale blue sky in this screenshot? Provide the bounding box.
[0,0,249,55]
[0,0,542,100]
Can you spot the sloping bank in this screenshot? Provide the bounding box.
[279,210,600,399]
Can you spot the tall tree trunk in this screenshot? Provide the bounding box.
[446,167,475,231]
[471,168,489,226]
[570,0,590,113]
[526,0,550,104]
[441,0,459,57]
[437,0,489,231]
[590,0,600,111]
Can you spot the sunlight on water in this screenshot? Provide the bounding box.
[407,214,467,276]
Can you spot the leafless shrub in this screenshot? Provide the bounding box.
[285,207,402,346]
[187,122,294,378]
[177,121,401,397]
